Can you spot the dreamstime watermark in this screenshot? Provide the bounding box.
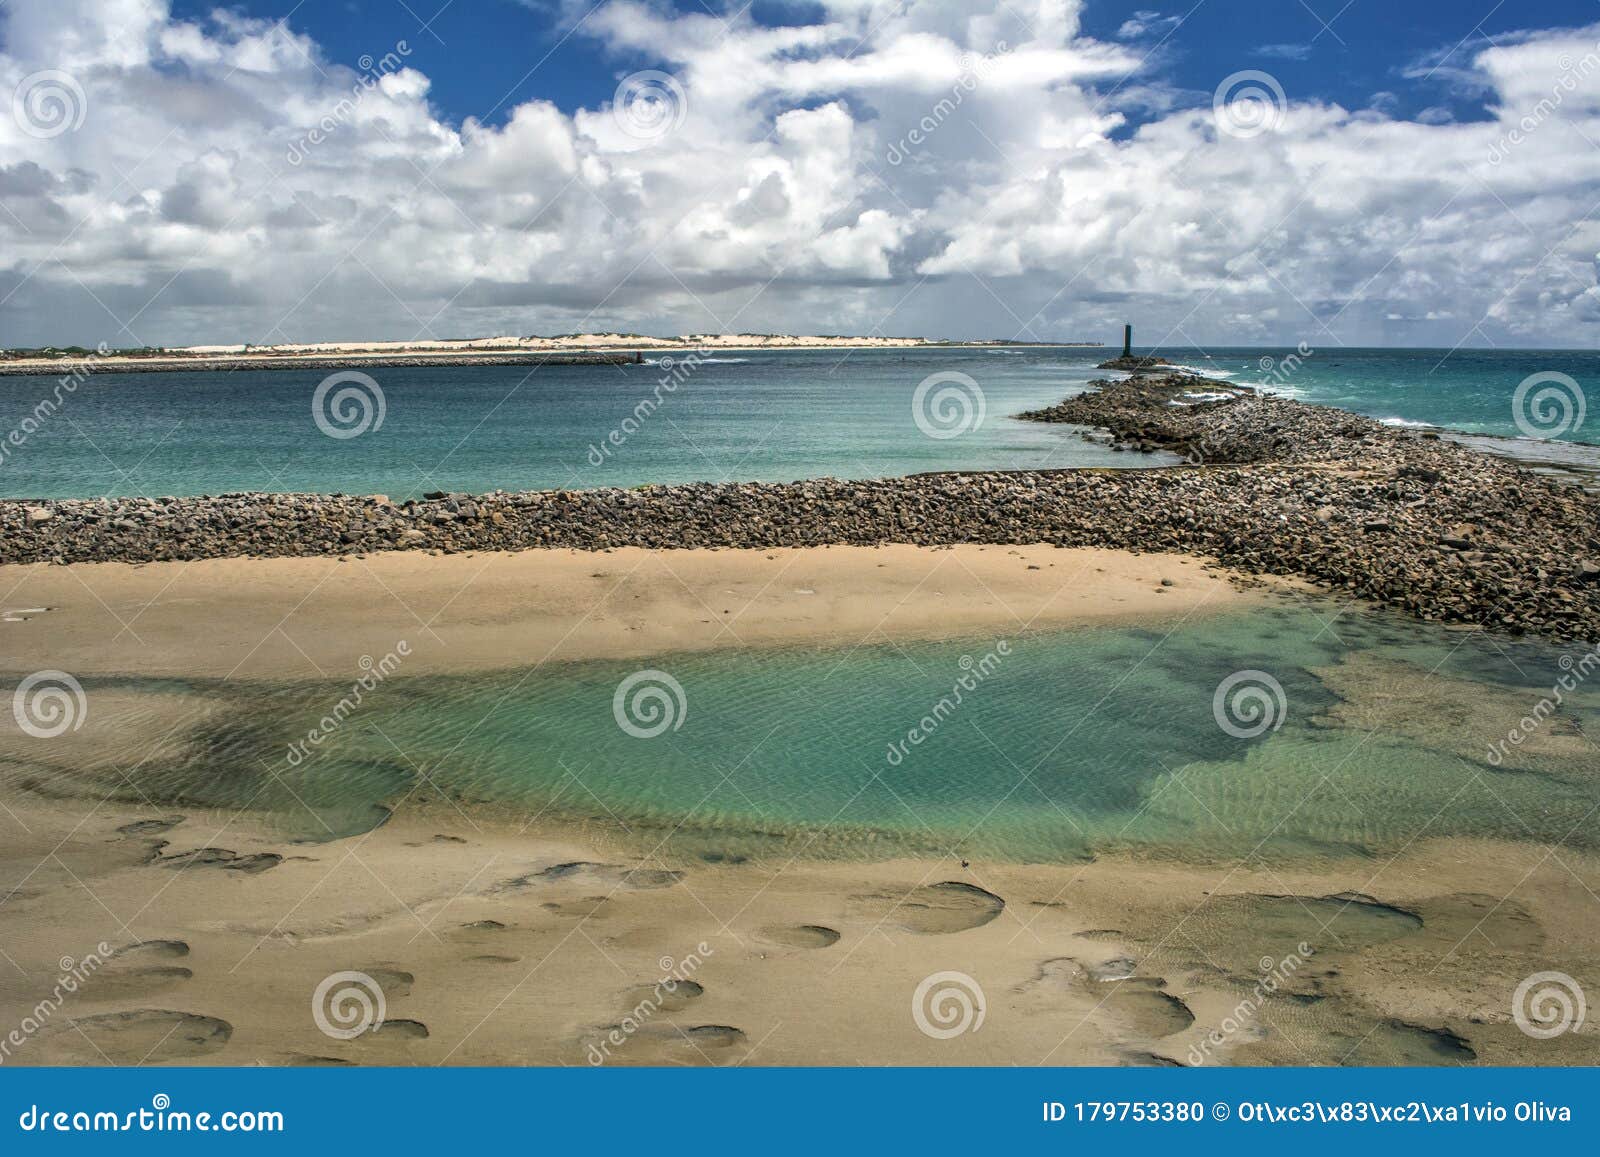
[311,971,386,1040]
[1213,70,1287,139]
[1485,644,1599,766]
[612,70,687,144]
[586,942,715,1064]
[285,643,410,766]
[0,343,110,475]
[885,642,1010,766]
[912,370,986,439]
[0,943,112,1064]
[587,352,706,466]
[11,671,87,739]
[1512,970,1586,1039]
[1212,669,1287,738]
[312,370,387,439]
[1186,943,1314,1065]
[12,69,88,139]
[286,41,413,165]
[1488,42,1600,164]
[612,669,687,738]
[912,970,985,1039]
[885,42,1011,165]
[17,1095,284,1134]
[1181,344,1314,464]
[1257,341,1314,390]
[1511,370,1586,440]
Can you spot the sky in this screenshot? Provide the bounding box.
[2,0,1599,347]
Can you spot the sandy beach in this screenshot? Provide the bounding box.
[0,335,1095,376]
[0,544,1267,679]
[2,794,1595,1067]
[1,542,1596,1067]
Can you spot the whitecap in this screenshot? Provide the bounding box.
[1168,363,1236,381]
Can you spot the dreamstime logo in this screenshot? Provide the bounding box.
[0,343,110,476]
[285,643,410,766]
[912,371,986,439]
[1186,943,1314,1065]
[1512,971,1586,1039]
[588,351,706,466]
[885,42,1011,165]
[1256,341,1314,391]
[612,669,687,738]
[286,41,413,165]
[1213,70,1286,139]
[312,370,386,439]
[1511,371,1585,440]
[1486,645,1599,767]
[12,70,88,139]
[0,941,112,1065]
[1212,669,1286,738]
[311,970,386,1040]
[586,940,715,1065]
[911,970,985,1039]
[12,671,87,739]
[1487,42,1600,164]
[612,70,687,143]
[885,642,1010,765]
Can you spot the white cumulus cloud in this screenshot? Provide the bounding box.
[0,0,1596,348]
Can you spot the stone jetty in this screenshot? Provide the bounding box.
[3,373,1596,643]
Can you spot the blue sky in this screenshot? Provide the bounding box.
[4,0,1600,345]
[161,0,1600,132]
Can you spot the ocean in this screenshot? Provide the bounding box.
[1,346,1595,500]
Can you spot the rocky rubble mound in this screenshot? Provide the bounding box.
[2,374,1597,643]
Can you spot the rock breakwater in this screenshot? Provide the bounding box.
[3,374,1596,642]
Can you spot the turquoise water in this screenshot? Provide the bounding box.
[62,601,1599,863]
[1169,346,1600,437]
[2,346,1595,499]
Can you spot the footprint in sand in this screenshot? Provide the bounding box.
[357,967,414,999]
[155,846,283,874]
[620,979,705,1014]
[352,1018,429,1042]
[89,940,194,997]
[27,1010,231,1064]
[541,897,612,919]
[450,919,512,942]
[582,1023,745,1065]
[112,939,190,960]
[1022,957,1196,1040]
[1159,891,1423,983]
[281,1054,355,1066]
[115,816,185,838]
[854,881,1005,934]
[1118,1048,1186,1067]
[1414,892,1544,952]
[758,924,841,949]
[499,862,683,892]
[1336,1019,1475,1065]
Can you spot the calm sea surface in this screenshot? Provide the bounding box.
[1,346,1595,499]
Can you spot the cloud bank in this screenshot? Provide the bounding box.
[2,0,1598,347]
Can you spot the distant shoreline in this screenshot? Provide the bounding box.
[0,337,1103,376]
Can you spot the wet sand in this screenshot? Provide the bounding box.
[1,796,1595,1067]
[1,543,1593,1067]
[0,544,1272,679]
